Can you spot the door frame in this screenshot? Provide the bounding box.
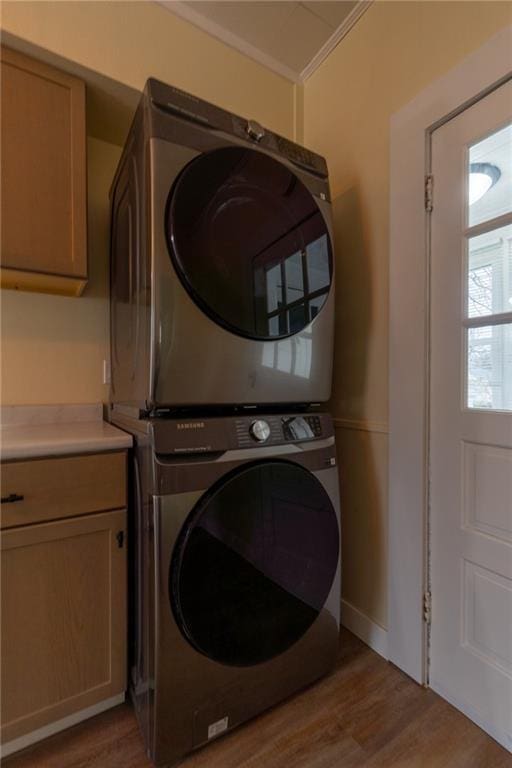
[389,25,512,685]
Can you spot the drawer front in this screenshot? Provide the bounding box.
[1,452,126,528]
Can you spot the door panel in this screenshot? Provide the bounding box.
[430,78,512,750]
[463,441,512,542]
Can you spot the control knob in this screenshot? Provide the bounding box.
[249,419,271,443]
[246,119,265,142]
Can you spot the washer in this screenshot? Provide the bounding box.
[111,409,341,767]
[109,79,335,412]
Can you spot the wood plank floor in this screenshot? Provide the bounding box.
[5,630,511,768]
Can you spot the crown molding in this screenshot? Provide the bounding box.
[158,1,372,85]
[158,1,301,84]
[300,1,373,82]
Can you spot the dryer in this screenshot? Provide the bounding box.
[110,79,335,412]
[111,409,341,767]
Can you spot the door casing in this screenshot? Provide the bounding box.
[389,25,512,685]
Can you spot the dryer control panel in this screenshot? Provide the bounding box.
[146,78,329,179]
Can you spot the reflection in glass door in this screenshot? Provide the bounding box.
[262,234,331,337]
[167,146,333,341]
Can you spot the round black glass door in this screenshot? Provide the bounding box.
[166,147,333,340]
[170,461,339,667]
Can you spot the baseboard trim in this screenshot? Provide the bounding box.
[0,692,125,758]
[341,599,388,660]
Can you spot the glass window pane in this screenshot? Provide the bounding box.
[309,294,326,322]
[288,304,307,334]
[268,312,288,337]
[468,223,512,317]
[266,264,283,313]
[306,234,330,293]
[468,123,512,227]
[284,251,304,303]
[467,323,512,410]
[268,314,279,337]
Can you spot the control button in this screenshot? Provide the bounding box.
[246,119,265,142]
[249,419,271,442]
[305,415,322,437]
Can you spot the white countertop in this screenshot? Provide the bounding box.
[0,404,132,460]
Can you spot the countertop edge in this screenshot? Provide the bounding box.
[0,422,133,462]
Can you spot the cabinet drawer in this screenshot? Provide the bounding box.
[1,452,126,528]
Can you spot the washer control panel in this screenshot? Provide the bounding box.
[151,412,332,455]
[235,413,325,449]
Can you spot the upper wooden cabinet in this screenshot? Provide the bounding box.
[0,47,87,296]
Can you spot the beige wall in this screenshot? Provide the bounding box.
[2,0,511,623]
[304,1,512,628]
[0,1,297,405]
[0,1,295,139]
[1,138,121,405]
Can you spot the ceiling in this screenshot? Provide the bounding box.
[159,1,371,82]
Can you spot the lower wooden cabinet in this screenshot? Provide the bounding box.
[0,508,127,745]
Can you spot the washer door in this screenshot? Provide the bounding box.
[166,146,333,340]
[170,461,339,667]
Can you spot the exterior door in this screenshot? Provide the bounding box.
[430,79,512,750]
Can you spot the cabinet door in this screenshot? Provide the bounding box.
[0,46,87,296]
[0,509,126,744]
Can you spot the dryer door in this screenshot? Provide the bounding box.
[169,460,339,667]
[166,147,333,340]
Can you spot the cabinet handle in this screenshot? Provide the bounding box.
[1,493,24,504]
[116,530,125,549]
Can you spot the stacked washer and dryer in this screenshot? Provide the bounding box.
[109,79,340,767]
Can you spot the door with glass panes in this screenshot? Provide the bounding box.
[430,79,512,749]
